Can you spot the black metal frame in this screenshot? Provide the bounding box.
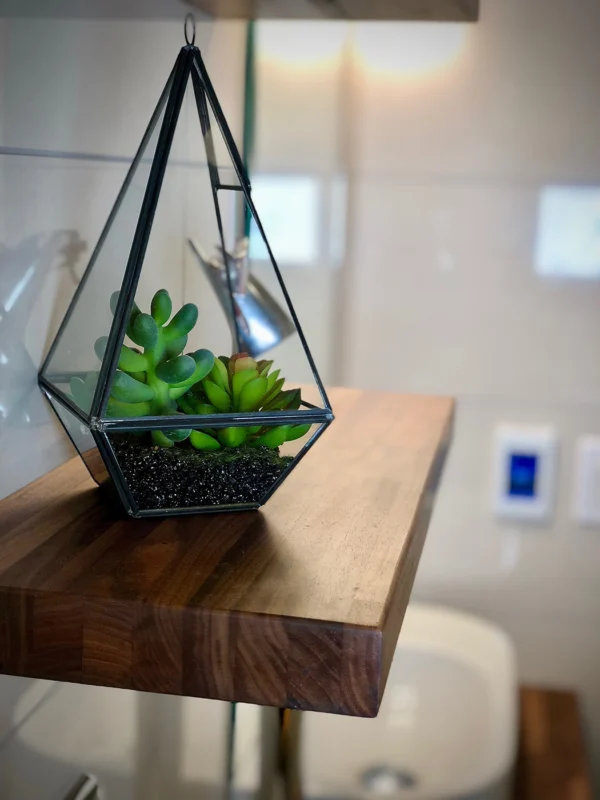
[39,43,334,518]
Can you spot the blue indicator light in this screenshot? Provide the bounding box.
[508,453,538,498]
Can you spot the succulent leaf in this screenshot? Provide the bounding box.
[238,376,268,412]
[228,352,248,376]
[258,361,274,377]
[151,289,172,325]
[109,291,120,315]
[264,388,301,411]
[190,430,221,451]
[266,369,281,390]
[188,349,215,384]
[286,423,312,442]
[203,380,231,412]
[261,378,285,407]
[177,394,197,415]
[131,313,159,350]
[118,345,148,373]
[232,355,257,375]
[252,426,291,449]
[164,334,188,360]
[209,357,230,394]
[111,291,141,339]
[232,368,259,406]
[163,303,198,341]
[107,397,152,418]
[218,427,248,448]
[94,336,107,361]
[163,427,192,443]
[195,403,218,414]
[69,376,94,411]
[111,371,155,404]
[156,355,196,385]
[151,430,175,448]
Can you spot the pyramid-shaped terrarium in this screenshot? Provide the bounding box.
[39,28,333,518]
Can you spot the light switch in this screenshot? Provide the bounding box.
[573,436,600,525]
[493,426,558,522]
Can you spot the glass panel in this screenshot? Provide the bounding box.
[211,189,330,409]
[190,67,329,409]
[41,76,173,416]
[46,394,109,486]
[128,80,235,369]
[257,421,327,504]
[106,422,320,513]
[192,62,246,191]
[104,73,327,436]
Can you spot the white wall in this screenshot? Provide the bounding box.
[249,22,350,385]
[2,3,600,794]
[234,1,600,791]
[335,0,600,788]
[0,17,245,798]
[0,17,246,499]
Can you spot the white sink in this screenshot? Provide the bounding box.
[302,604,518,800]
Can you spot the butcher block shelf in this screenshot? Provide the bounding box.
[0,388,453,717]
[190,0,479,21]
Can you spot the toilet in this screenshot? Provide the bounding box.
[301,604,518,800]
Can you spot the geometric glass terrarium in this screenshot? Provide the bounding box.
[38,25,333,517]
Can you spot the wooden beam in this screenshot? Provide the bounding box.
[190,0,479,21]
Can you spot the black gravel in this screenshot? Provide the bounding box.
[110,435,293,511]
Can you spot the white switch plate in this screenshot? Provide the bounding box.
[573,436,600,525]
[492,426,558,522]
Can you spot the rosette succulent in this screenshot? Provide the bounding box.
[178,352,311,451]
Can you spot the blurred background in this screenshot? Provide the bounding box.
[0,0,600,797]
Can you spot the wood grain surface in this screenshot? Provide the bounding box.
[190,0,479,21]
[0,388,453,716]
[515,688,593,800]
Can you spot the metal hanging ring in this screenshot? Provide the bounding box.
[184,13,196,45]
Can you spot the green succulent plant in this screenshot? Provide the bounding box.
[70,289,310,451]
[93,289,214,447]
[178,352,311,451]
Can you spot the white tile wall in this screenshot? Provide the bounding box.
[2,2,600,795]
[0,17,246,798]
[0,17,247,497]
[338,0,600,789]
[0,18,244,158]
[250,22,349,384]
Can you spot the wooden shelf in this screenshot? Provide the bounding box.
[515,688,593,799]
[0,0,479,21]
[190,0,479,21]
[0,388,453,716]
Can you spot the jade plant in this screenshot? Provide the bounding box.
[71,289,311,451]
[92,290,213,447]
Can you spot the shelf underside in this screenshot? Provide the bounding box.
[190,0,480,21]
[0,0,479,21]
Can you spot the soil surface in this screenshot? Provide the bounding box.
[110,435,293,511]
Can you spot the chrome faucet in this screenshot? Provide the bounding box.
[188,237,295,357]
